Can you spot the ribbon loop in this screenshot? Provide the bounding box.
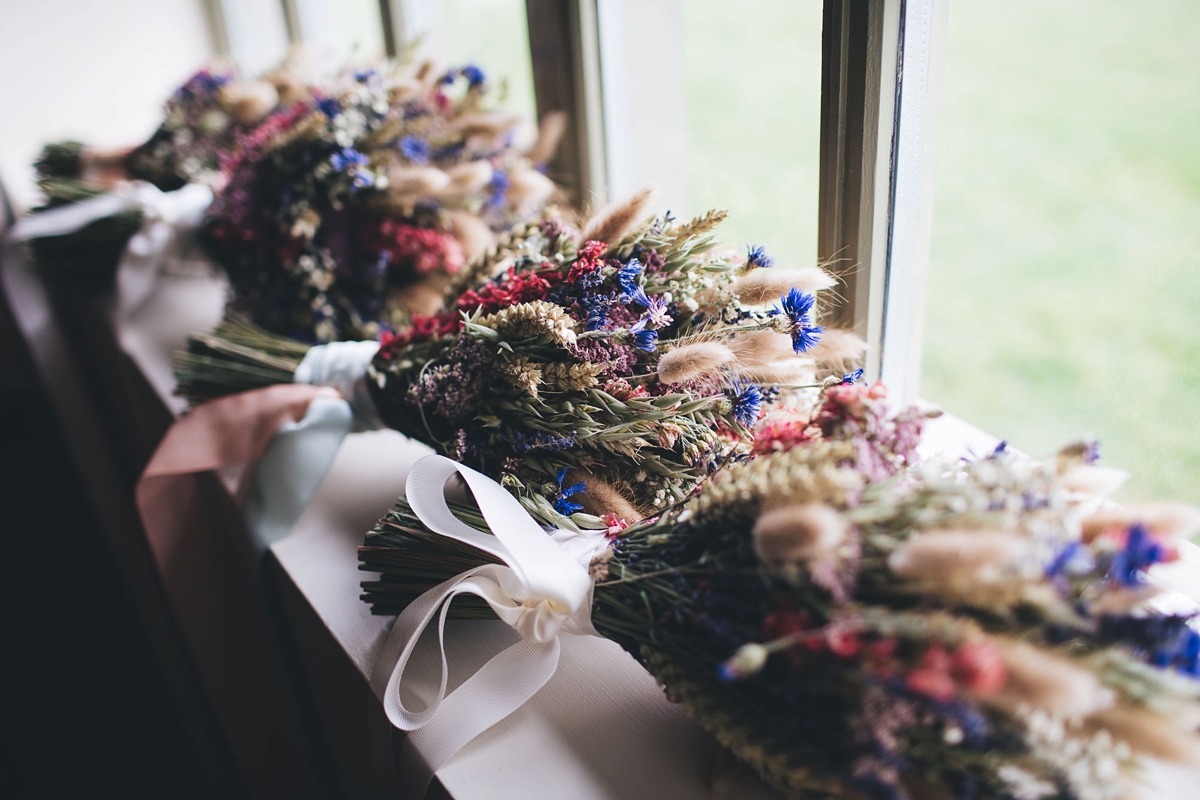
[370,455,601,796]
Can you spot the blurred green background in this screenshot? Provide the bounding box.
[443,0,1199,505]
[921,0,1200,505]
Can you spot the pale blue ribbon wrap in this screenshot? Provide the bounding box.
[243,340,382,547]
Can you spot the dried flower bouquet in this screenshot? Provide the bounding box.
[176,195,864,528]
[201,60,565,342]
[361,383,1200,800]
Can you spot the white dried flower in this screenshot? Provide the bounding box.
[719,643,769,680]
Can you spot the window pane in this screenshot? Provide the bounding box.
[922,2,1200,504]
[437,0,537,120]
[331,0,387,60]
[681,1,823,267]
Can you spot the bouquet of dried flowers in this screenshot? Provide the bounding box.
[176,195,863,528]
[360,382,1200,800]
[200,60,565,342]
[22,65,304,283]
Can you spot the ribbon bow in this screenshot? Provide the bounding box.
[370,455,605,796]
[8,180,215,322]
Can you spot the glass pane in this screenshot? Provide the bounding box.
[681,1,823,268]
[437,0,538,120]
[332,0,387,60]
[922,2,1200,504]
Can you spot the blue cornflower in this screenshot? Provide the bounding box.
[353,68,378,83]
[617,259,643,298]
[316,97,341,118]
[351,171,375,190]
[746,244,775,269]
[461,65,486,87]
[487,168,510,209]
[1045,541,1083,579]
[770,288,825,353]
[552,467,587,515]
[1083,439,1101,464]
[632,329,658,352]
[841,368,864,385]
[629,317,659,352]
[626,285,652,308]
[399,135,431,164]
[330,148,368,172]
[441,65,487,88]
[729,383,764,426]
[1108,524,1169,587]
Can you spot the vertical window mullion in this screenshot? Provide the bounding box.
[878,0,948,403]
[525,0,608,206]
[817,0,900,378]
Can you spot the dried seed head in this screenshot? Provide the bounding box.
[807,329,868,370]
[447,210,494,265]
[413,59,438,86]
[525,110,568,166]
[440,162,494,197]
[385,76,423,103]
[983,637,1115,720]
[219,80,279,126]
[657,342,736,384]
[566,469,642,522]
[1086,704,1200,766]
[266,68,308,106]
[1058,465,1129,496]
[888,530,1037,584]
[728,329,796,368]
[388,166,452,197]
[452,112,524,139]
[581,186,655,247]
[752,503,848,563]
[732,267,837,305]
[735,358,816,386]
[506,168,557,212]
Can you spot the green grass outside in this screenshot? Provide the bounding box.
[921,0,1200,504]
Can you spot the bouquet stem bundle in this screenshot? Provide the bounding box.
[359,383,1200,800]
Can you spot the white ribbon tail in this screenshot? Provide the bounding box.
[369,455,599,796]
[6,191,135,242]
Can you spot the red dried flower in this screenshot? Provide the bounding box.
[950,641,1007,695]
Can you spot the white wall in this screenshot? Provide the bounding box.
[0,0,217,210]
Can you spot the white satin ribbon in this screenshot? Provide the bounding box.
[369,455,602,797]
[8,181,216,323]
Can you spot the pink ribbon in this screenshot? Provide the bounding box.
[134,383,338,795]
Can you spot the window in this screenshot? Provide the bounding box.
[921,1,1200,506]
